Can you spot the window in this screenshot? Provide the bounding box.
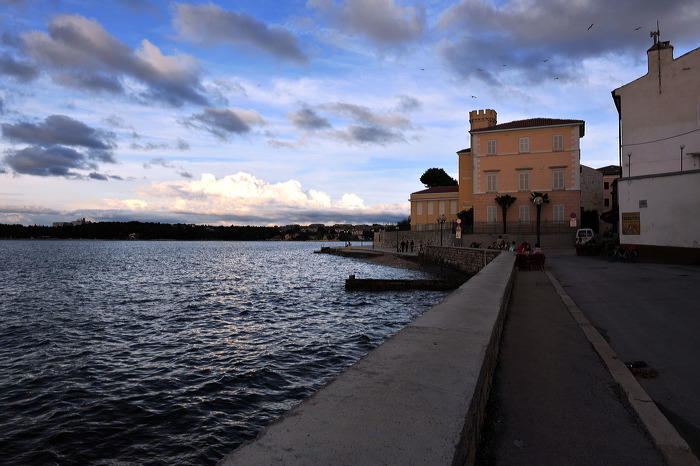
[487,206,497,223]
[519,205,530,222]
[416,201,423,216]
[553,204,565,223]
[486,173,498,192]
[518,171,531,191]
[450,200,457,214]
[487,139,497,155]
[553,134,564,151]
[552,170,565,190]
[604,181,610,190]
[604,198,610,207]
[438,200,445,215]
[427,201,434,216]
[519,137,530,153]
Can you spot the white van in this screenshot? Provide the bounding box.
[575,228,594,245]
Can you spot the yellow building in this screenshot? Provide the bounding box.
[468,109,585,230]
[409,186,459,231]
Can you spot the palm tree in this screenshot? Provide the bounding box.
[494,194,517,234]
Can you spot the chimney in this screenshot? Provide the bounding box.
[469,109,497,131]
[647,40,674,76]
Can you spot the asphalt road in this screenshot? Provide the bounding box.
[547,252,700,456]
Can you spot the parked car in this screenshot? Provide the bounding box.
[575,228,595,245]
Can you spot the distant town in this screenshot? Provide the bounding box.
[0,219,406,242]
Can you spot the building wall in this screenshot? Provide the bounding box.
[613,41,700,250]
[613,42,700,177]
[580,165,603,213]
[619,171,700,248]
[457,149,473,212]
[410,191,459,231]
[470,125,582,225]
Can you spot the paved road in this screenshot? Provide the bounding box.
[547,252,700,456]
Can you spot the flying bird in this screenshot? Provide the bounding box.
[476,68,483,71]
[471,95,477,98]
[588,23,594,30]
[541,59,548,62]
[635,26,642,31]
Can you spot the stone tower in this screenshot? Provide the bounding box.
[469,109,497,131]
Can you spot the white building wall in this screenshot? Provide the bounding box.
[619,171,700,248]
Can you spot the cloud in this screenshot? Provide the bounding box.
[436,0,700,84]
[309,0,425,47]
[181,107,265,140]
[0,53,39,81]
[4,145,103,177]
[1,115,117,178]
[2,114,116,149]
[20,14,209,106]
[288,107,332,130]
[173,3,308,63]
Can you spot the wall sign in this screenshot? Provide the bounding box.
[622,212,640,235]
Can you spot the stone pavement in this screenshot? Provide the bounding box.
[477,264,698,465]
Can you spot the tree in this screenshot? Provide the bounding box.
[494,194,517,234]
[457,209,473,233]
[397,216,411,231]
[420,168,458,188]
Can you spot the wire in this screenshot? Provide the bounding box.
[622,127,700,147]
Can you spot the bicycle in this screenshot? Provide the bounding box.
[607,244,638,263]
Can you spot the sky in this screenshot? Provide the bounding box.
[1,0,699,227]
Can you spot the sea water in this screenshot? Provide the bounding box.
[0,240,449,465]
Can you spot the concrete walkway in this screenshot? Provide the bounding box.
[477,266,698,465]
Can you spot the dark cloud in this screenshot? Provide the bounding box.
[1,115,117,178]
[0,97,4,115]
[0,53,39,81]
[181,107,264,141]
[4,145,96,177]
[288,107,332,130]
[88,172,108,181]
[396,94,421,112]
[436,0,700,84]
[2,114,116,149]
[176,138,190,150]
[173,3,308,64]
[53,71,124,93]
[341,125,405,145]
[20,14,209,106]
[309,0,425,46]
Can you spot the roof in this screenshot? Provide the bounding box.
[471,117,585,137]
[411,186,459,195]
[597,165,622,176]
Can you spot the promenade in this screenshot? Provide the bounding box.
[477,250,699,465]
[219,245,700,465]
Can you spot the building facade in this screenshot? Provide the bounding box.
[611,34,700,258]
[409,186,459,231]
[468,109,585,231]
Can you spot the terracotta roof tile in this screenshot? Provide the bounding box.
[472,117,585,136]
[411,186,459,195]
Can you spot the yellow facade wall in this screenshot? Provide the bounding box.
[410,190,459,231]
[470,124,582,225]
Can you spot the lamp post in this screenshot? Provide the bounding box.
[680,144,685,171]
[437,214,447,246]
[533,196,543,247]
[396,224,399,252]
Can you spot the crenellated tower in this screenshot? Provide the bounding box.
[469,109,497,131]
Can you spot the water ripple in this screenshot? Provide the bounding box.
[0,240,450,464]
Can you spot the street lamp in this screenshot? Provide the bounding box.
[437,213,447,246]
[680,144,685,171]
[533,196,543,247]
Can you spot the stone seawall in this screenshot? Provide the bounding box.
[422,245,500,275]
[218,249,515,465]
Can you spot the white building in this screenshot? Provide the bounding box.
[611,32,700,262]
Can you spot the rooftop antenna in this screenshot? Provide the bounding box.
[651,21,661,93]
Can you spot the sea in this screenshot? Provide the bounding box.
[0,240,451,465]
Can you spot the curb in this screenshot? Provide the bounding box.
[546,270,700,466]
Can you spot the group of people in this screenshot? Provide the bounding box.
[487,235,543,254]
[400,239,422,253]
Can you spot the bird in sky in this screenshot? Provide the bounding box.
[588,23,594,30]
[476,68,483,71]
[541,59,548,62]
[635,26,642,30]
[471,95,477,98]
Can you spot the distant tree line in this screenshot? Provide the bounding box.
[0,221,385,241]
